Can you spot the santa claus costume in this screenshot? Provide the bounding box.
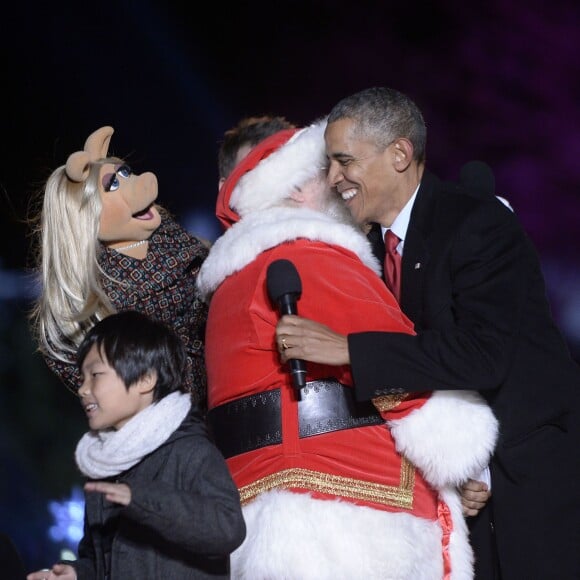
[197,120,498,580]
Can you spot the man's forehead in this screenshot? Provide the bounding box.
[326,134,377,160]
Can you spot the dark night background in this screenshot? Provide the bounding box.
[1,0,579,572]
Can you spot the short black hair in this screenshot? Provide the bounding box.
[328,87,427,164]
[218,115,296,179]
[77,310,186,401]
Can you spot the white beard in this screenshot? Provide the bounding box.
[320,194,358,227]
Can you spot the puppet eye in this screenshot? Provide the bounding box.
[105,173,120,191]
[104,174,120,192]
[117,164,132,178]
[103,165,132,192]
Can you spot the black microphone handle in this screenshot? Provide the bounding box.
[289,358,307,391]
[277,293,307,392]
[278,293,298,316]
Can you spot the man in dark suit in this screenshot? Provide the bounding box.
[275,87,580,579]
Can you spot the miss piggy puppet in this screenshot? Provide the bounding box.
[29,126,209,409]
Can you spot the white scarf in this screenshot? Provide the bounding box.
[75,391,191,479]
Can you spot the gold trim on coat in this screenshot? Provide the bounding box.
[239,456,415,509]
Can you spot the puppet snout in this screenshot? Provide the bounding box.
[136,171,158,201]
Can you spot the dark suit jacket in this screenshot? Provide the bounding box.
[350,170,580,579]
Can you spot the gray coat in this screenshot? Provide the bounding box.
[71,408,246,579]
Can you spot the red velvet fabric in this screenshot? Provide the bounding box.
[205,239,439,519]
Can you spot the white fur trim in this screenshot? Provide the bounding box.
[389,390,499,488]
[231,119,328,218]
[231,488,474,580]
[196,207,381,300]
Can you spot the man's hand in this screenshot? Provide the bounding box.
[84,481,132,506]
[460,479,491,517]
[275,315,350,366]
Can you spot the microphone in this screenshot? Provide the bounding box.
[266,259,307,395]
[459,160,495,199]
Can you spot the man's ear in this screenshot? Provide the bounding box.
[137,370,157,394]
[392,138,414,172]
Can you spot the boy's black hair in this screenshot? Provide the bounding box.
[77,310,186,401]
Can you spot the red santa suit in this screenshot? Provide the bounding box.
[197,121,498,580]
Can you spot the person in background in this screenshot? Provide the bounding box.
[27,310,245,580]
[198,119,498,579]
[217,114,296,188]
[275,87,580,579]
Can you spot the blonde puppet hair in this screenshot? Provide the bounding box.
[29,157,122,363]
[29,126,143,365]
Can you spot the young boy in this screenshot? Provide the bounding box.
[28,310,245,580]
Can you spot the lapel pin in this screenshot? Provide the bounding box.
[414,262,421,270]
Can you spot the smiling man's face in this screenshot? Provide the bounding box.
[325,118,405,228]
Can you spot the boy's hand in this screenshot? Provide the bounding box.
[84,481,132,506]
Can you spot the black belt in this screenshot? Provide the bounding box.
[207,379,383,459]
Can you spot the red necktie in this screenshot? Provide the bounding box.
[384,230,402,302]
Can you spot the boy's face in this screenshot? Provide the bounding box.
[78,344,154,431]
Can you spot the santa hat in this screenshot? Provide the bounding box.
[216,118,327,230]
